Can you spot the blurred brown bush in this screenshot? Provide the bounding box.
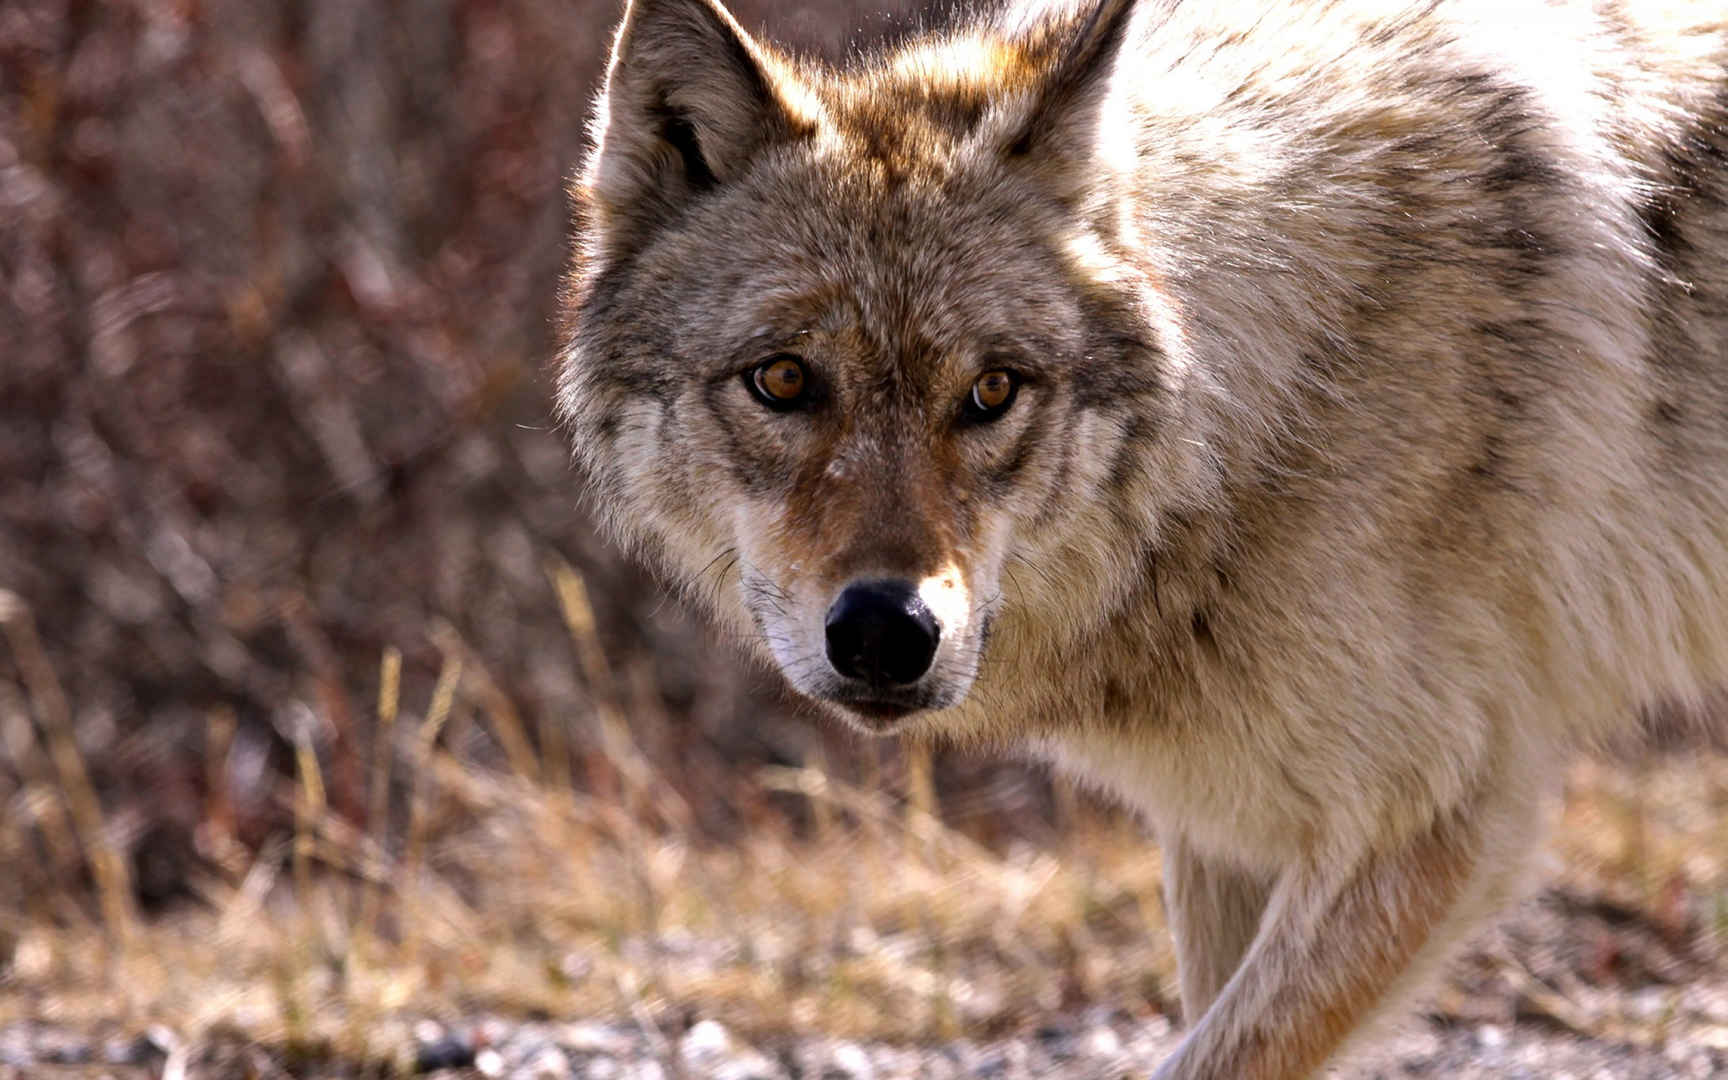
[0,0,1068,919]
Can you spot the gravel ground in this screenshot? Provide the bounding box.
[5,889,1727,1078]
[4,1012,1726,1079]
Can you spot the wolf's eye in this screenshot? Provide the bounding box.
[964,369,1019,422]
[748,355,809,409]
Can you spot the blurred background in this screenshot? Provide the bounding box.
[4,1,1728,1076]
[0,0,958,895]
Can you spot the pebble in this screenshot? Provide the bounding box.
[476,1047,507,1077]
[2,1012,1727,1078]
[680,1018,731,1064]
[828,1041,873,1078]
[415,1031,478,1072]
[522,1045,571,1078]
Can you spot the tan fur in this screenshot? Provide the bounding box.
[558,0,1728,1074]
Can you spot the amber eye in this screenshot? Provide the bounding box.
[965,369,1019,422]
[748,355,809,409]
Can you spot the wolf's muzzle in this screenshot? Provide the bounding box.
[824,580,941,687]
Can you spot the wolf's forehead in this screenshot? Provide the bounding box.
[730,185,1078,358]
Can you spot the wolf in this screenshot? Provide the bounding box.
[556,0,1728,1074]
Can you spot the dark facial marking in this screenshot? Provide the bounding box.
[982,420,1043,492]
[1032,412,1079,525]
[702,376,795,494]
[1104,412,1153,495]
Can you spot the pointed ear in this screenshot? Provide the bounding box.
[578,0,814,264]
[1000,0,1138,175]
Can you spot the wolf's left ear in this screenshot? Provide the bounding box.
[1000,0,1139,177]
[578,0,815,265]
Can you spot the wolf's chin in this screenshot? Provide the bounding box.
[798,678,975,735]
[828,698,923,734]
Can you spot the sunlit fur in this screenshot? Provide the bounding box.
[558,0,1728,1075]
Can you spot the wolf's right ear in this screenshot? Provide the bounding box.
[577,0,815,266]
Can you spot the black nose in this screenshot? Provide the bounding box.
[825,580,941,687]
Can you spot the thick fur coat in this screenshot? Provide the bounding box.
[557,1,1728,1075]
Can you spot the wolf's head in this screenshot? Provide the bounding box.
[559,0,1194,733]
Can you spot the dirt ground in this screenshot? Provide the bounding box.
[5,888,1728,1078]
[5,754,1728,1078]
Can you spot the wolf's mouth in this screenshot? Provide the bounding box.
[835,697,922,728]
[817,681,964,732]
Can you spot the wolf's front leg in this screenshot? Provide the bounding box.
[1162,835,1274,1018]
[1150,801,1493,1080]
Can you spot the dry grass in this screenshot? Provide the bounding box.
[0,574,1178,1072]
[0,768,1163,1070]
[6,571,1728,1073]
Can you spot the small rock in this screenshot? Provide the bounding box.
[475,1046,506,1077]
[560,1021,634,1055]
[103,1033,162,1067]
[677,1019,781,1080]
[587,1050,622,1078]
[415,1032,477,1072]
[828,1041,873,1079]
[681,1019,731,1064]
[971,1047,1008,1078]
[524,1045,572,1078]
[41,1042,91,1066]
[584,1058,618,1080]
[1034,1022,1075,1060]
[1082,1025,1122,1057]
